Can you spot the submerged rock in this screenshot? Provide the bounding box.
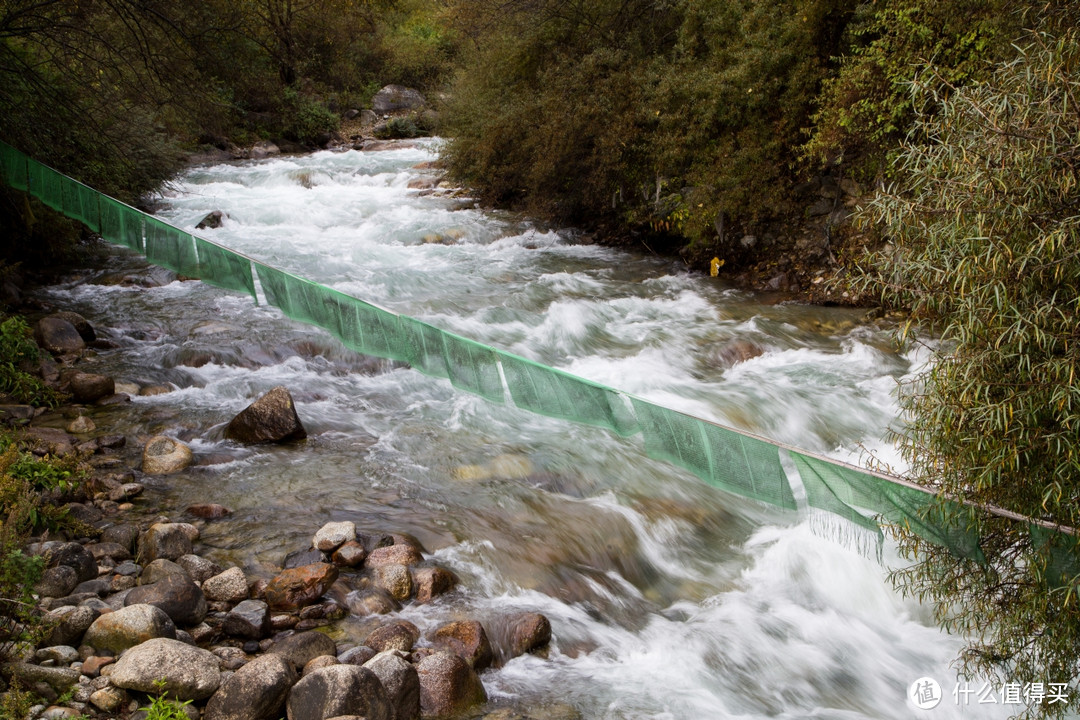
[224,386,307,445]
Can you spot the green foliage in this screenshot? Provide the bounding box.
[0,316,61,407]
[803,0,1029,168]
[279,88,339,146]
[374,115,430,140]
[852,30,1080,716]
[142,680,194,720]
[443,0,857,246]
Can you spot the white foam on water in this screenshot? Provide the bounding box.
[103,147,1029,719]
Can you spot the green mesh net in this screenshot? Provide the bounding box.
[791,452,986,562]
[195,237,256,300]
[145,216,200,277]
[98,198,146,252]
[255,264,412,362]
[27,160,65,211]
[1029,524,1080,588]
[2,142,1075,565]
[441,331,504,404]
[0,142,28,191]
[498,351,639,436]
[255,263,322,325]
[62,178,100,232]
[401,317,451,379]
[631,398,797,509]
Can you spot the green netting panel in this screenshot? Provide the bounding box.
[195,238,256,300]
[27,160,65,211]
[1028,525,1080,589]
[400,317,451,379]
[791,452,986,562]
[255,264,321,325]
[699,422,797,510]
[61,178,100,232]
[335,295,410,362]
[98,197,144,251]
[631,398,714,483]
[498,351,639,436]
[145,217,200,277]
[0,143,29,191]
[442,332,504,404]
[256,264,411,362]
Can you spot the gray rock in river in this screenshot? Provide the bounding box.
[109,637,221,701]
[125,573,208,626]
[224,386,307,445]
[415,651,486,719]
[34,317,85,354]
[285,664,392,720]
[83,603,176,654]
[141,435,193,474]
[204,652,298,720]
[363,650,421,720]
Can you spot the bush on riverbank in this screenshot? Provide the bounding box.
[854,29,1080,716]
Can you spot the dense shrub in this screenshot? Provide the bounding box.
[853,31,1080,715]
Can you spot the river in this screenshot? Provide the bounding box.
[40,141,1014,719]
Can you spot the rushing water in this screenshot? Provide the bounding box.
[40,142,1020,718]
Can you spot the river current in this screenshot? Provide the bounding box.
[41,142,1016,718]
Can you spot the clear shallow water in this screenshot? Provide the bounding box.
[41,142,1018,718]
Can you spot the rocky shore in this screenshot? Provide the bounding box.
[3,309,569,720]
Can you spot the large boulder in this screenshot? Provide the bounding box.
[371,85,426,113]
[374,564,413,601]
[366,545,423,568]
[264,563,338,612]
[67,372,115,403]
[138,523,195,562]
[83,603,176,654]
[415,652,487,719]
[363,651,420,720]
[4,664,79,694]
[34,317,85,354]
[139,558,188,586]
[431,621,492,671]
[177,553,223,583]
[142,436,193,474]
[285,665,392,720]
[270,631,338,671]
[125,573,208,626]
[47,312,96,342]
[204,652,298,720]
[224,386,306,444]
[109,637,221,701]
[35,566,78,598]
